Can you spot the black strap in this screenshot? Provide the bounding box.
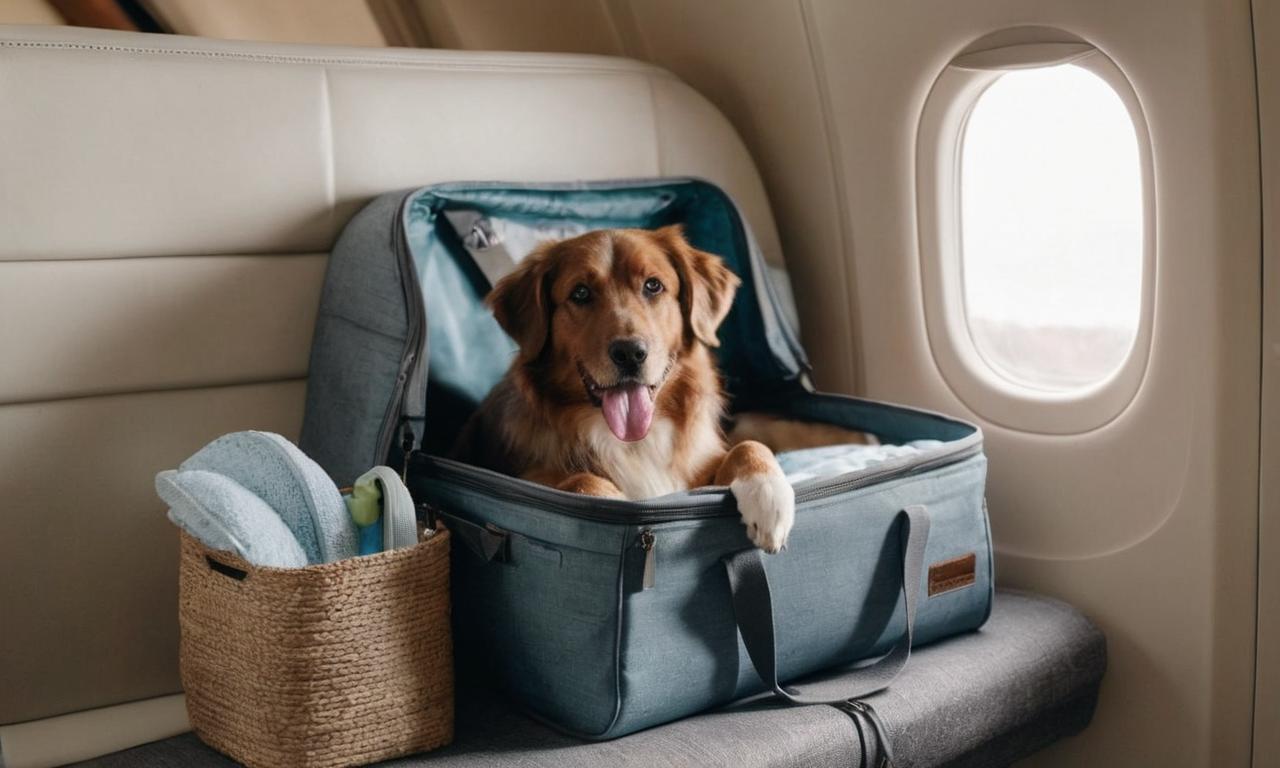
[721,505,931,704]
[841,699,896,767]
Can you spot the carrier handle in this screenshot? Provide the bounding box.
[721,505,930,706]
[205,555,248,581]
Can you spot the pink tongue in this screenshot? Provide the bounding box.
[600,384,654,442]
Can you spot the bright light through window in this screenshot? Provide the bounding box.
[960,63,1143,390]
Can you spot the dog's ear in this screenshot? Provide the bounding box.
[659,224,741,348]
[488,245,555,363]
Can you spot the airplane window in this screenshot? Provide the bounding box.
[959,63,1143,391]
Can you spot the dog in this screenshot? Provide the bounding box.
[453,225,861,552]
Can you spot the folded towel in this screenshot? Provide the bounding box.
[182,431,357,564]
[776,440,945,484]
[156,469,309,568]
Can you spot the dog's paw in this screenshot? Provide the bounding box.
[556,472,626,499]
[730,470,795,554]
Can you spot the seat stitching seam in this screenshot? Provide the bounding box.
[320,66,336,237]
[646,73,664,175]
[0,39,677,77]
[0,376,309,409]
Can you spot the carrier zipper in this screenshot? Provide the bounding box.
[401,423,417,482]
[375,198,429,465]
[375,351,417,465]
[637,529,657,590]
[416,442,981,526]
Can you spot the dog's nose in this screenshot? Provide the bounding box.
[609,338,648,373]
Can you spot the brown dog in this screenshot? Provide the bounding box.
[453,225,795,551]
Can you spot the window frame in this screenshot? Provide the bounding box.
[916,43,1156,434]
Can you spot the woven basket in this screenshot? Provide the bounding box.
[178,527,453,768]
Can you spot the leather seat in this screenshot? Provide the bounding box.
[0,23,782,733]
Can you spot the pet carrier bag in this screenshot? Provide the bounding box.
[300,179,991,739]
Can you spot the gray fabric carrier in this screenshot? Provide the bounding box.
[300,179,993,741]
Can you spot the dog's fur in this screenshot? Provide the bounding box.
[455,225,833,551]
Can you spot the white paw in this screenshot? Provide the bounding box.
[730,470,795,554]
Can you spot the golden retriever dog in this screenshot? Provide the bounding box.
[454,225,858,552]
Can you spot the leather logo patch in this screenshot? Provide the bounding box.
[928,553,977,596]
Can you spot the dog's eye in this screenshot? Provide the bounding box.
[569,284,591,304]
[643,277,664,295]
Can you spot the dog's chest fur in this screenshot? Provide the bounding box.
[583,413,721,499]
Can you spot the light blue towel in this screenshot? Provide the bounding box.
[181,431,357,564]
[156,470,309,568]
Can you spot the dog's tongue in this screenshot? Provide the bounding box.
[600,384,654,442]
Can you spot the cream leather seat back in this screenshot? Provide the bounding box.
[0,24,782,728]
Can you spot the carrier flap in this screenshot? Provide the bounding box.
[303,179,810,482]
[301,189,426,487]
[401,179,811,454]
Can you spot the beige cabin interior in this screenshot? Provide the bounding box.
[0,2,1276,767]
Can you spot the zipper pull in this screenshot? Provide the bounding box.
[416,501,439,537]
[401,422,417,483]
[638,529,656,590]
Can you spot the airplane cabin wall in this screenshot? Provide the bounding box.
[425,2,1266,765]
[804,5,1260,766]
[415,0,864,395]
[1251,3,1279,763]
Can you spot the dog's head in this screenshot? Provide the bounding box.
[488,225,739,442]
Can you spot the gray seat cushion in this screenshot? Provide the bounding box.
[71,590,1104,768]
